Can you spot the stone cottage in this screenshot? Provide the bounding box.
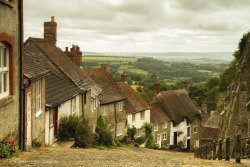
[0,0,24,149]
[83,64,127,139]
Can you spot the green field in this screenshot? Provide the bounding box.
[83,56,137,64]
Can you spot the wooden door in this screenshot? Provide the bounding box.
[53,107,58,137]
[187,139,190,150]
[174,132,177,146]
[26,93,32,147]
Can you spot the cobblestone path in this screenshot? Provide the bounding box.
[0,146,249,167]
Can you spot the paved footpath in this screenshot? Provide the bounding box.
[0,146,249,167]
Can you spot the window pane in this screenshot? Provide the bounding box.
[4,48,7,67]
[4,72,7,92]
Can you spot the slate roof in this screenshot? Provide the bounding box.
[202,127,218,140]
[23,49,50,80]
[149,102,170,124]
[45,73,83,107]
[83,68,126,105]
[117,82,150,113]
[155,89,200,125]
[24,38,101,98]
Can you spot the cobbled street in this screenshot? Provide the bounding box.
[0,146,249,167]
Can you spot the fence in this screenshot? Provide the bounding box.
[194,134,250,163]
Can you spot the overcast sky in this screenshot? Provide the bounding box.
[24,0,250,52]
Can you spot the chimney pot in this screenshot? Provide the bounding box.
[154,83,160,95]
[101,64,109,72]
[51,16,55,22]
[121,74,127,83]
[65,47,68,52]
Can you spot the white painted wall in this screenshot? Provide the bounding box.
[45,111,49,145]
[170,118,190,148]
[127,109,150,129]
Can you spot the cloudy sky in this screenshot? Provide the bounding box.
[24,0,250,52]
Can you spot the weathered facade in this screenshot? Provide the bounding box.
[0,0,23,149]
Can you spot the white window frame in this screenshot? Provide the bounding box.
[0,42,9,98]
[162,133,167,140]
[154,124,158,131]
[164,122,167,129]
[140,111,145,120]
[193,126,197,134]
[102,106,107,116]
[116,123,123,136]
[36,80,42,117]
[132,113,135,122]
[72,97,76,114]
[118,102,122,112]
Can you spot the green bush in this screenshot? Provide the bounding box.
[146,138,159,149]
[0,140,17,158]
[134,143,139,147]
[57,115,79,141]
[32,138,42,148]
[96,127,114,146]
[142,122,152,137]
[75,120,94,148]
[127,127,136,140]
[135,135,146,145]
[96,115,105,130]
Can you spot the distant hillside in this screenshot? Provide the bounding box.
[83,52,233,64]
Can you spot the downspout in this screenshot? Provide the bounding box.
[18,0,24,151]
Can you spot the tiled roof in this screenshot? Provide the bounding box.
[204,111,220,128]
[117,82,150,113]
[200,110,210,124]
[149,102,170,124]
[23,49,50,80]
[24,38,101,98]
[83,68,125,104]
[155,89,200,125]
[46,73,83,107]
[202,127,218,140]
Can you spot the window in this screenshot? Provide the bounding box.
[154,124,158,131]
[193,126,197,134]
[72,97,76,114]
[102,106,107,116]
[36,80,42,117]
[0,42,9,98]
[116,123,123,136]
[162,133,167,140]
[140,111,145,120]
[164,122,167,129]
[187,127,190,137]
[118,102,122,111]
[132,113,135,122]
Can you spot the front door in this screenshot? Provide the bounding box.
[53,107,58,137]
[187,139,190,150]
[157,135,161,148]
[26,93,32,147]
[174,132,177,146]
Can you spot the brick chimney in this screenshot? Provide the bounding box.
[182,80,189,94]
[64,44,82,67]
[202,104,207,113]
[154,83,160,95]
[101,64,109,72]
[44,16,57,45]
[121,74,127,83]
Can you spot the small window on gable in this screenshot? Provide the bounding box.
[118,102,122,112]
[0,42,9,98]
[154,124,158,131]
[102,106,107,116]
[132,113,135,122]
[140,111,145,120]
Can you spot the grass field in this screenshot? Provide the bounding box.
[83,56,137,64]
[118,68,148,75]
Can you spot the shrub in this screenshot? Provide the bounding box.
[32,138,42,148]
[96,127,114,146]
[114,138,121,147]
[135,135,146,145]
[96,115,105,130]
[57,115,79,141]
[0,140,17,158]
[127,127,136,140]
[146,138,159,149]
[142,122,152,137]
[75,120,94,148]
[134,143,139,147]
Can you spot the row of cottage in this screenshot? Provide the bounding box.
[0,1,219,152]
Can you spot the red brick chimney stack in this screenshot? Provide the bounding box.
[44,16,57,45]
[121,74,127,83]
[101,64,109,72]
[154,83,160,96]
[65,47,68,52]
[64,44,82,67]
[202,104,207,113]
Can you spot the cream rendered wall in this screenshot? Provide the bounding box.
[127,109,150,129]
[170,118,190,148]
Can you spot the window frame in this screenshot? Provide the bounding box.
[118,102,122,112]
[154,124,158,131]
[193,126,197,134]
[132,113,135,122]
[0,42,9,98]
[35,80,42,117]
[116,123,123,136]
[162,133,167,140]
[140,110,145,120]
[102,106,107,116]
